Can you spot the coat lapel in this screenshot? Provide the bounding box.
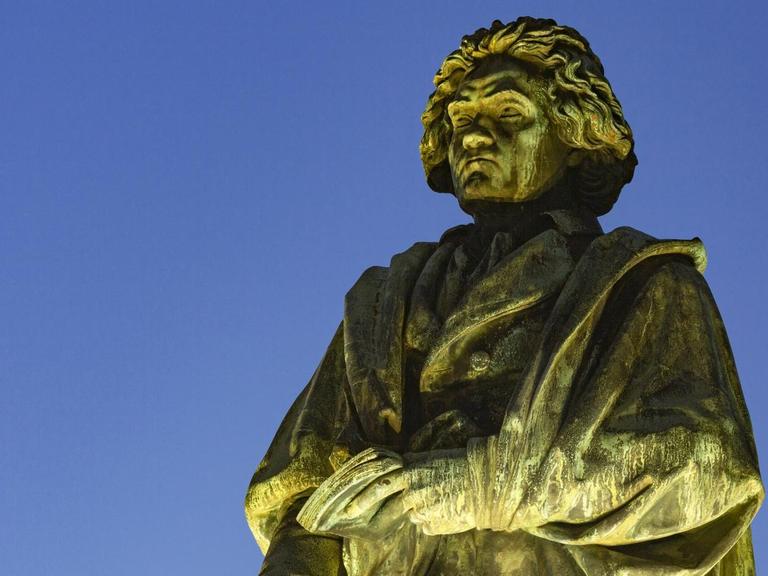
[420,229,576,390]
[343,242,436,445]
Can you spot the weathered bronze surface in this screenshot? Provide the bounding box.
[245,17,764,575]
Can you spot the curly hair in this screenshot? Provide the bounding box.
[420,17,637,215]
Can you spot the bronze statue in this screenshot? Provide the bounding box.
[245,18,764,575]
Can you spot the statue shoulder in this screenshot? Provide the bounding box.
[585,225,707,275]
[345,241,438,302]
[547,226,709,340]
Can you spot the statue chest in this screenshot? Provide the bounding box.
[404,298,554,449]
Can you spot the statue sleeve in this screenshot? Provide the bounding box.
[245,324,357,574]
[479,257,764,573]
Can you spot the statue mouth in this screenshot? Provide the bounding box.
[459,157,497,183]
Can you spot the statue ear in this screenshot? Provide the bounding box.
[566,148,586,167]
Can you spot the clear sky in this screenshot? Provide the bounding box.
[2,1,766,573]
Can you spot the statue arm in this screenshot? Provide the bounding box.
[478,258,764,572]
[245,325,353,573]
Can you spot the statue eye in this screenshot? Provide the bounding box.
[452,115,473,129]
[499,107,523,120]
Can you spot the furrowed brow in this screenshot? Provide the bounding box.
[453,87,475,103]
[483,76,525,96]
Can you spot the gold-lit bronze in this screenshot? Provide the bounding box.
[246,17,763,575]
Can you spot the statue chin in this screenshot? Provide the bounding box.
[456,180,574,220]
[457,186,540,213]
[454,167,571,214]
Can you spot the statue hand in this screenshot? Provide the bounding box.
[305,448,408,540]
[338,467,408,539]
[401,449,475,536]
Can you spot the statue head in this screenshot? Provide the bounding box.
[420,17,637,216]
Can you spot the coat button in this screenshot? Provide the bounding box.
[470,350,491,372]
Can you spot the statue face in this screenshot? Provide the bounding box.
[447,57,574,209]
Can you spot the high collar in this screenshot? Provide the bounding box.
[439,208,602,250]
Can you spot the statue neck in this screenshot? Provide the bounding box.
[468,185,579,244]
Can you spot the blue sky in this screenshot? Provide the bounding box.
[2,1,766,573]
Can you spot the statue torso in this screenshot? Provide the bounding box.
[343,212,602,575]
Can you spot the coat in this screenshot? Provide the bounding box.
[245,213,763,575]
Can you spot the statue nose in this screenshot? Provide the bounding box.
[462,130,493,150]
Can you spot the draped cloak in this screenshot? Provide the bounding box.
[245,213,764,575]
